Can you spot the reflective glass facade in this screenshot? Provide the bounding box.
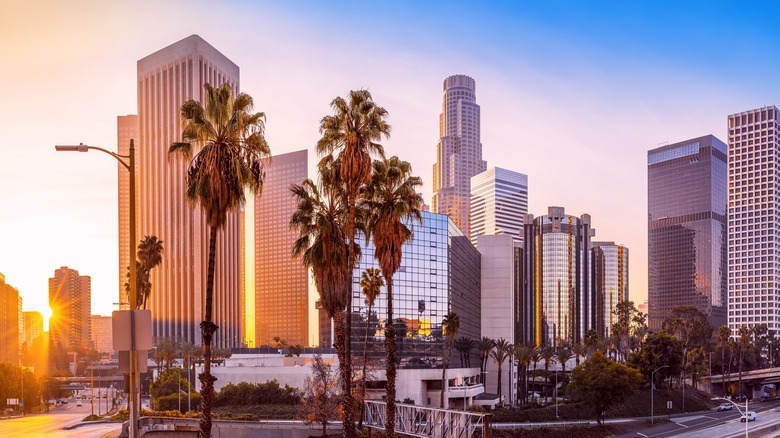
[351,212,480,369]
[728,106,780,332]
[521,207,593,347]
[648,135,727,330]
[592,242,629,338]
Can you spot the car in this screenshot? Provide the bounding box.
[741,411,757,422]
[717,403,733,411]
[75,401,82,407]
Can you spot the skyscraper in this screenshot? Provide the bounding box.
[521,207,594,347]
[470,167,528,247]
[647,135,727,330]
[432,75,487,238]
[591,241,629,338]
[48,266,91,353]
[90,315,113,353]
[728,106,780,332]
[254,150,308,347]
[117,115,138,309]
[0,273,21,364]
[23,311,43,347]
[137,35,241,347]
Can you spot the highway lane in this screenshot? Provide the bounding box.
[0,399,122,438]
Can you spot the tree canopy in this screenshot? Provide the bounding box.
[568,352,642,424]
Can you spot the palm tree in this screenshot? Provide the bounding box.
[737,325,751,397]
[290,159,352,428]
[513,345,533,405]
[317,90,389,438]
[363,156,422,436]
[358,267,383,428]
[556,348,573,374]
[169,82,270,438]
[124,235,164,310]
[478,337,495,386]
[540,347,557,403]
[455,337,475,368]
[178,342,196,392]
[490,338,511,406]
[572,343,587,367]
[440,311,460,408]
[717,325,731,394]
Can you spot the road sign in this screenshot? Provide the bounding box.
[112,310,153,351]
[667,401,672,409]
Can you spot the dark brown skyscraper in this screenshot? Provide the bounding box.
[647,135,727,330]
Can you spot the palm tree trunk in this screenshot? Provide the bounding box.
[344,201,356,438]
[358,302,373,429]
[331,306,352,437]
[199,225,219,438]
[385,276,397,438]
[440,341,452,408]
[497,364,503,405]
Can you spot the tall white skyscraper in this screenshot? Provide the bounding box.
[137,35,242,347]
[728,105,780,332]
[432,75,487,238]
[117,114,137,308]
[470,167,528,247]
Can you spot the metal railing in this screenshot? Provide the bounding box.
[364,401,491,438]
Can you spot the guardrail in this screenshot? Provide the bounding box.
[364,401,491,438]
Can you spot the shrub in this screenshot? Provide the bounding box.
[152,393,201,412]
[214,380,301,406]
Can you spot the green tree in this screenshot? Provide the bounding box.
[125,235,164,310]
[490,338,512,406]
[169,82,270,438]
[477,337,495,386]
[568,352,642,424]
[358,267,383,428]
[572,343,587,367]
[513,345,533,406]
[455,337,475,368]
[540,346,557,402]
[440,311,460,407]
[628,330,684,387]
[362,155,422,436]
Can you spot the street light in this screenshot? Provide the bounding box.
[712,396,750,438]
[651,365,669,424]
[55,141,138,438]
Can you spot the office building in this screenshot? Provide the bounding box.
[254,150,308,346]
[521,207,594,347]
[137,35,242,346]
[90,315,113,354]
[728,106,780,332]
[351,212,481,369]
[117,114,138,309]
[48,266,91,353]
[432,75,487,239]
[0,273,22,364]
[23,311,43,347]
[591,242,629,338]
[470,167,528,247]
[647,135,727,331]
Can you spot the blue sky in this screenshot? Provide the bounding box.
[1,1,779,330]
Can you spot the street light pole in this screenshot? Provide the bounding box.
[651,365,669,424]
[55,141,138,438]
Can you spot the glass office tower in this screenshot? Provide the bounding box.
[647,135,727,331]
[592,242,629,338]
[351,211,480,368]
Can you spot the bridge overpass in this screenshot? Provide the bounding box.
[708,367,780,398]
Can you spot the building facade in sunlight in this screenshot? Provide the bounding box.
[254,150,308,347]
[23,311,43,347]
[469,167,528,248]
[117,114,138,309]
[90,315,113,353]
[728,106,780,333]
[647,135,727,331]
[432,75,487,239]
[136,35,242,347]
[591,241,629,338]
[0,273,22,364]
[48,266,91,353]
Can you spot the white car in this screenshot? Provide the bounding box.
[741,411,757,422]
[76,401,83,407]
[717,403,733,411]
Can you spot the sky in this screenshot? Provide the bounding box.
[2,1,780,333]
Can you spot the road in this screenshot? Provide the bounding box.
[615,399,780,438]
[0,398,122,438]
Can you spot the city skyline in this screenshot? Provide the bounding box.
[3,2,780,320]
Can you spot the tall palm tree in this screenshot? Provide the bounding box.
[478,337,495,386]
[556,347,573,374]
[572,343,587,367]
[737,325,751,397]
[290,159,353,429]
[363,156,422,436]
[358,267,383,428]
[317,90,389,438]
[169,82,270,438]
[513,345,533,406]
[440,311,460,408]
[717,325,731,395]
[124,235,164,310]
[455,337,475,368]
[490,338,511,406]
[540,347,557,403]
